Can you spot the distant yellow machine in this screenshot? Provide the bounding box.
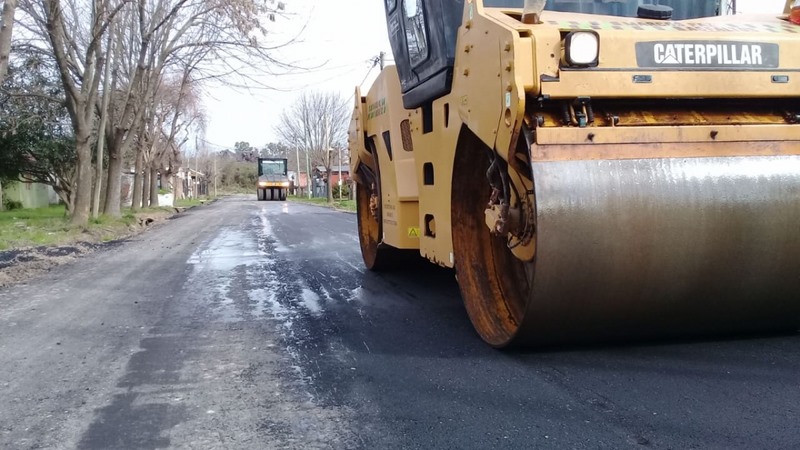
[349,0,800,347]
[256,157,289,201]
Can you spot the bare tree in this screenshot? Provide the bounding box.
[130,61,201,209]
[136,69,200,207]
[20,0,126,225]
[14,0,292,218]
[102,0,291,215]
[160,72,202,202]
[92,22,114,218]
[275,91,349,203]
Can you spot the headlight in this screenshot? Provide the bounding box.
[258,182,268,187]
[565,31,599,67]
[282,182,290,187]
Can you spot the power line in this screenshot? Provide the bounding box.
[340,51,389,105]
[358,51,389,89]
[358,64,378,89]
[195,137,232,151]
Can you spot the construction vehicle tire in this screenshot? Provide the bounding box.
[452,128,800,348]
[451,131,530,348]
[356,181,419,271]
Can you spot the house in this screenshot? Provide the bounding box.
[288,166,352,198]
[328,165,351,187]
[176,168,207,198]
[314,165,351,186]
[3,180,58,209]
[307,165,352,198]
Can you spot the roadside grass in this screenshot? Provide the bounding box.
[0,204,161,251]
[288,195,356,212]
[175,197,207,208]
[218,187,254,195]
[0,195,227,251]
[0,205,71,250]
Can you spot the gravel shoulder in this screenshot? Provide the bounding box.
[0,207,191,288]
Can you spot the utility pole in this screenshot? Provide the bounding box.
[305,147,311,199]
[325,115,335,203]
[194,136,199,198]
[213,152,217,198]
[295,143,301,197]
[338,146,343,200]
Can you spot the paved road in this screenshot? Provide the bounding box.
[1,196,799,449]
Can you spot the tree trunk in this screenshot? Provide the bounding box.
[92,143,104,217]
[0,0,18,84]
[103,140,123,216]
[64,193,75,217]
[93,30,114,218]
[131,152,144,211]
[149,166,159,207]
[55,187,72,215]
[70,135,93,226]
[142,168,150,209]
[173,174,183,200]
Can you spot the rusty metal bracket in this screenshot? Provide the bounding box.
[368,182,380,221]
[784,112,800,124]
[574,97,594,128]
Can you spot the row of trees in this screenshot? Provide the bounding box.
[0,0,290,225]
[223,141,291,163]
[198,89,351,203]
[275,90,350,203]
[188,126,351,199]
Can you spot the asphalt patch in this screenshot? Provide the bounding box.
[0,241,124,286]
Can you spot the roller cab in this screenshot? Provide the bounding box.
[349,0,800,347]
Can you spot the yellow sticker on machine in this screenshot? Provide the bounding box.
[408,227,421,238]
[367,98,387,119]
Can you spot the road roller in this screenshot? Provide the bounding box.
[348,0,800,347]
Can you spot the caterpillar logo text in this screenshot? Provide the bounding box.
[636,41,779,68]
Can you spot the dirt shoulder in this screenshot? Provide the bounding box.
[0,205,205,288]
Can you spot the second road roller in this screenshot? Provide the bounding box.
[348,0,800,347]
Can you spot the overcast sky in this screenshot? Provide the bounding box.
[200,0,788,151]
[201,0,391,151]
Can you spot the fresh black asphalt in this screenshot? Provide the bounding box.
[1,195,798,449]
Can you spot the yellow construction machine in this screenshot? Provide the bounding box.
[348,0,800,347]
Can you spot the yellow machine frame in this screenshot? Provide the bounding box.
[350,0,800,346]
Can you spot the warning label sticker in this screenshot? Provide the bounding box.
[408,227,420,238]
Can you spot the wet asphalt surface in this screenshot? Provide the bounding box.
[1,195,799,449]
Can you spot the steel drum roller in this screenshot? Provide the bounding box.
[512,155,800,345]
